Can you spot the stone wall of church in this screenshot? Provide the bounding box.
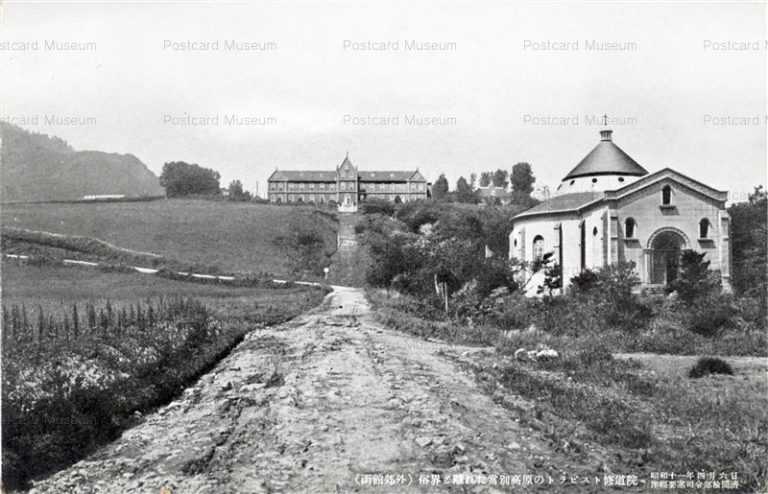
[509,207,610,290]
[612,180,727,284]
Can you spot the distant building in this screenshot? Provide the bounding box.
[510,128,731,294]
[267,154,428,211]
[477,185,513,205]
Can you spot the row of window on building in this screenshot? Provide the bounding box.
[269,182,425,192]
[520,216,713,263]
[272,193,413,203]
[624,217,712,240]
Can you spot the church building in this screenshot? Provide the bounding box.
[267,154,428,211]
[509,128,731,293]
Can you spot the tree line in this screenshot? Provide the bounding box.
[430,162,537,206]
[159,161,255,201]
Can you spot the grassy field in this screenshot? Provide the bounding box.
[368,290,768,492]
[1,261,329,489]
[1,200,338,276]
[1,261,311,318]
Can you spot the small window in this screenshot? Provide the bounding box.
[662,185,672,205]
[570,180,575,186]
[699,218,711,239]
[625,218,636,238]
[618,177,625,183]
[513,239,518,247]
[592,178,598,184]
[532,235,544,261]
[592,226,598,237]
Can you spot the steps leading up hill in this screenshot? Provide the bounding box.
[327,213,367,287]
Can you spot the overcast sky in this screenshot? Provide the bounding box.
[1,1,765,200]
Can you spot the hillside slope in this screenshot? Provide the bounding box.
[0,121,164,202]
[1,200,338,276]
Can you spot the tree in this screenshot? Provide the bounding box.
[455,176,475,203]
[159,161,221,197]
[469,173,477,191]
[479,172,492,187]
[511,162,535,195]
[728,186,767,309]
[668,250,719,304]
[432,174,449,200]
[227,180,252,201]
[491,169,509,189]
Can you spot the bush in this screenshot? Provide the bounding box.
[569,269,600,293]
[360,198,396,216]
[484,291,532,330]
[688,357,734,378]
[687,293,737,337]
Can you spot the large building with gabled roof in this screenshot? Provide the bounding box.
[267,154,428,210]
[510,128,731,294]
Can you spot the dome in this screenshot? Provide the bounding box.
[563,129,648,180]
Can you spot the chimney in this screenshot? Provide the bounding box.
[600,129,613,141]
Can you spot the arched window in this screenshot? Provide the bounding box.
[532,235,544,261]
[625,218,636,238]
[699,218,711,239]
[662,185,672,205]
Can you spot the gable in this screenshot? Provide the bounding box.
[409,170,426,182]
[604,168,727,205]
[610,178,724,212]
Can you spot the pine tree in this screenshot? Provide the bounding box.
[63,314,71,341]
[2,306,8,344]
[21,304,29,332]
[37,306,45,343]
[72,304,80,339]
[87,304,97,329]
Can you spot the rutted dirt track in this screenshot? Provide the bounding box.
[30,287,604,494]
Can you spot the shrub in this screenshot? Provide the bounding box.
[532,295,601,336]
[569,269,600,293]
[474,257,519,299]
[688,357,734,378]
[483,290,532,330]
[360,198,396,216]
[687,293,737,337]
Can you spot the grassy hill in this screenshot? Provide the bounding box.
[1,121,164,202]
[1,200,338,277]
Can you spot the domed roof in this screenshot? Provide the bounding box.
[563,129,648,180]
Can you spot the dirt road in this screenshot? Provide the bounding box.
[30,287,602,494]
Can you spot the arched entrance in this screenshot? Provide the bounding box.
[649,229,686,285]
